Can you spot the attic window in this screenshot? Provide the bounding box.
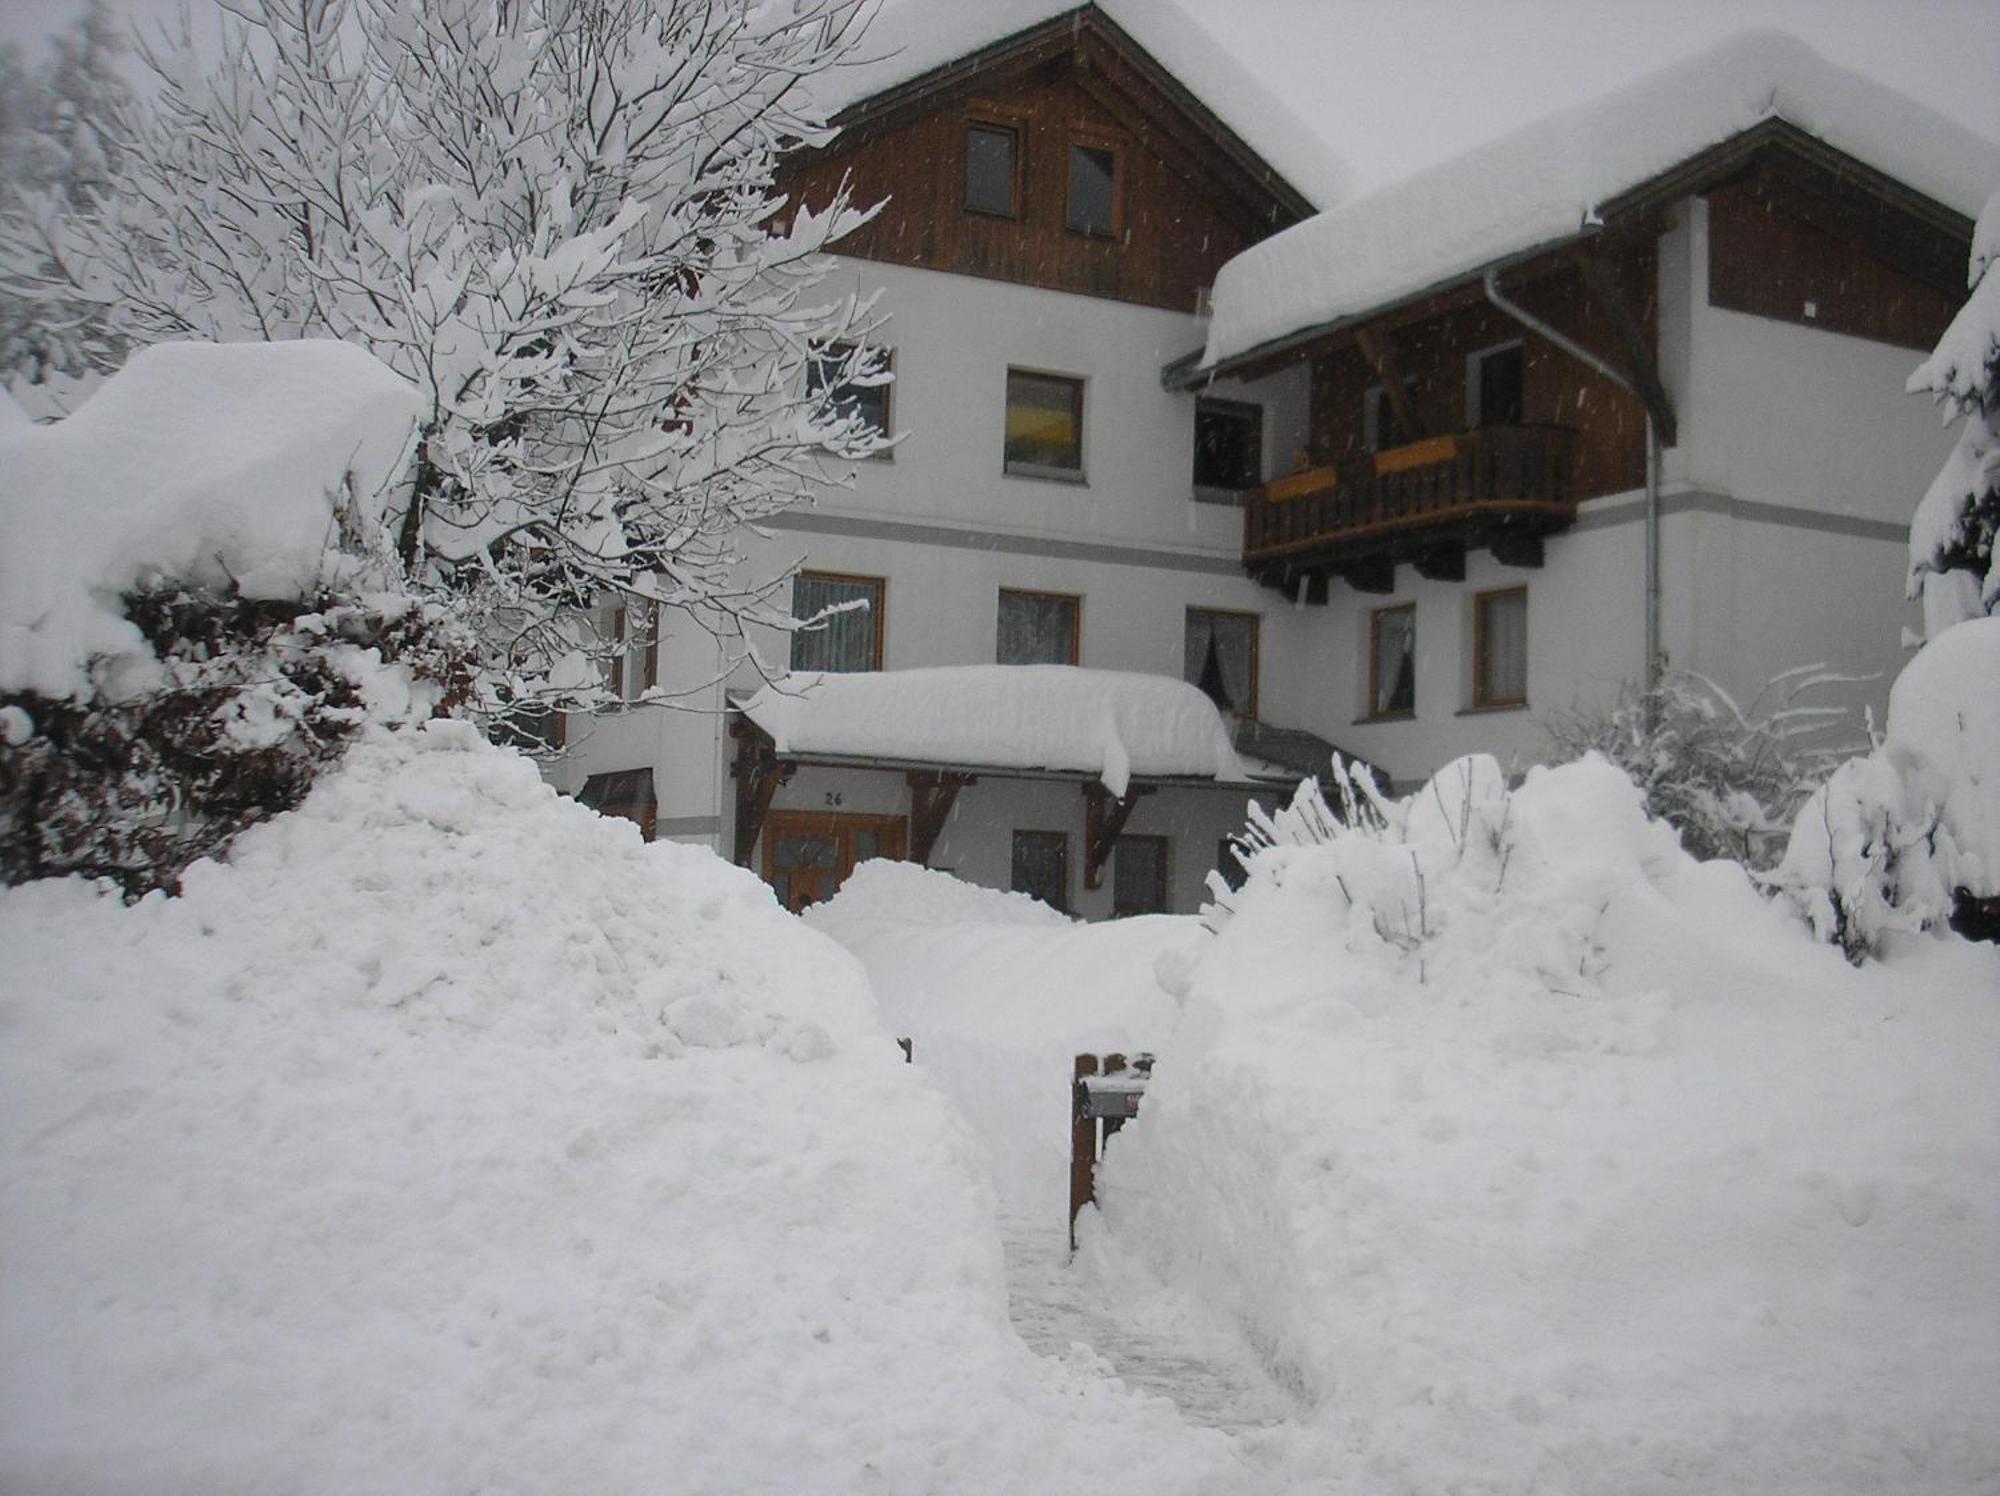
[1066,142,1119,237]
[965,123,1020,219]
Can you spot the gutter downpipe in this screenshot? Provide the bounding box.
[1480,270,1662,704]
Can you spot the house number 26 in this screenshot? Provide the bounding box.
[823,792,844,808]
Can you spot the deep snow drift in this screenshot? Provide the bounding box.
[0,726,1244,1495]
[1094,755,2000,1494]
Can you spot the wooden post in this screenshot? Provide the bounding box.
[1069,1053,1099,1251]
[906,770,975,866]
[1082,783,1153,891]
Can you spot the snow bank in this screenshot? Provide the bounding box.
[1203,31,2000,367]
[746,665,1255,796]
[0,340,422,701]
[0,726,1243,1494]
[809,860,1195,1222]
[1095,755,2000,1493]
[1885,616,2000,898]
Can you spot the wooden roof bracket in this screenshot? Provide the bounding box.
[729,716,795,867]
[1082,781,1155,891]
[907,770,977,866]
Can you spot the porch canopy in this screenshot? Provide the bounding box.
[730,665,1316,878]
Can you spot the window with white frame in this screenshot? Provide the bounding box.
[790,572,883,673]
[1467,341,1524,427]
[1362,378,1419,452]
[1193,397,1262,501]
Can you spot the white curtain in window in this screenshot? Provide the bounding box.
[793,575,877,672]
[1185,612,1253,716]
[1481,591,1527,703]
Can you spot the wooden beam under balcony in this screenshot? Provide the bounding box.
[1242,424,1578,588]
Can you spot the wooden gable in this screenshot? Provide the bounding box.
[778,8,1310,313]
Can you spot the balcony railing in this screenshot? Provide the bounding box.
[1243,424,1579,567]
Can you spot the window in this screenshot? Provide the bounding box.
[1012,830,1070,912]
[1467,342,1524,428]
[594,598,657,703]
[1113,835,1169,917]
[1004,369,1084,479]
[1193,397,1262,500]
[1473,587,1528,709]
[997,589,1080,666]
[1369,603,1416,718]
[790,571,883,673]
[1363,380,1419,452]
[964,123,1020,218]
[1065,140,1119,237]
[1185,608,1259,718]
[807,342,891,448]
[577,768,657,841]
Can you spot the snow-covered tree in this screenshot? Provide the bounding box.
[1906,190,2000,638]
[0,0,129,384]
[0,0,886,722]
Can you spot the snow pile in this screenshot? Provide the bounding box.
[746,665,1257,796]
[1202,31,2000,367]
[809,860,1194,1222]
[1094,754,2000,1493]
[0,340,422,701]
[0,725,1245,1494]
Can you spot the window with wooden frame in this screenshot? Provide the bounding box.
[577,768,657,841]
[997,588,1081,665]
[1112,834,1169,917]
[1466,340,1525,428]
[1185,607,1259,718]
[594,597,658,704]
[1011,830,1070,913]
[1192,396,1262,501]
[790,571,884,673]
[807,341,892,450]
[1369,603,1416,718]
[1473,586,1528,710]
[1004,369,1085,479]
[1065,134,1122,238]
[964,120,1022,219]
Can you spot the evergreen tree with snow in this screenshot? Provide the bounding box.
[0,0,886,724]
[1906,191,2000,638]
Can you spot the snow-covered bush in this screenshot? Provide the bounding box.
[1906,190,2000,638]
[1542,666,1855,866]
[1,340,461,895]
[0,0,886,722]
[1776,616,2000,954]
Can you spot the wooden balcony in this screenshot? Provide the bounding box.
[1243,424,1579,593]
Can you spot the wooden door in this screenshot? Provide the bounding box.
[763,811,907,914]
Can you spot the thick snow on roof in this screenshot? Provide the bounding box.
[0,340,421,701]
[744,665,1256,795]
[1202,31,2000,369]
[814,0,1349,209]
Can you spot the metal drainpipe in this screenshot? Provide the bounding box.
[1481,269,1663,699]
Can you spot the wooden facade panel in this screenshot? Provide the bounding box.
[781,65,1261,312]
[1304,243,1658,506]
[1706,180,1960,351]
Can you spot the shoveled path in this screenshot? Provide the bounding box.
[998,1212,1302,1433]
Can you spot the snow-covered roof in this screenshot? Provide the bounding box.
[1199,31,2000,372]
[812,0,1349,210]
[742,665,1266,796]
[0,340,422,701]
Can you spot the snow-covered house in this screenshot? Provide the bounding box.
[550,11,1999,920]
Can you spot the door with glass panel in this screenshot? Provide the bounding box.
[762,811,906,914]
